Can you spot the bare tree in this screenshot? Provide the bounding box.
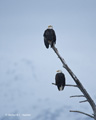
[51,45,96,119]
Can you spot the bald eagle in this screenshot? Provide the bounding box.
[53,70,66,91]
[43,25,56,48]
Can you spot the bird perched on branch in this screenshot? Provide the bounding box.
[43,25,56,48]
[52,70,66,91]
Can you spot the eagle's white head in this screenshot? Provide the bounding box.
[56,70,62,73]
[48,25,53,29]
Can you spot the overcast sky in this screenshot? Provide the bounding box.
[0,0,96,119]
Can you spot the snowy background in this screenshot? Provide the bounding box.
[0,0,96,120]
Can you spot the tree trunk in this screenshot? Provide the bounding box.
[52,45,96,119]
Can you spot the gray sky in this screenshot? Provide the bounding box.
[0,0,96,119]
[1,0,96,91]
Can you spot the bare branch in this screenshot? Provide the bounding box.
[70,110,94,118]
[79,100,88,103]
[52,45,96,119]
[70,95,85,98]
[52,83,77,87]
[65,84,77,87]
[52,83,78,87]
[52,83,56,85]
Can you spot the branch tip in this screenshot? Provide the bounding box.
[70,95,85,98]
[79,100,88,103]
[70,110,94,118]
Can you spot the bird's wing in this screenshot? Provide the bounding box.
[44,38,49,48]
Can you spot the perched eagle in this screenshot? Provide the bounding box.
[53,70,66,91]
[43,25,56,48]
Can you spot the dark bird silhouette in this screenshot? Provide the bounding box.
[53,70,66,91]
[43,25,56,48]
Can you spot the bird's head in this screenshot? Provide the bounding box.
[48,25,53,29]
[56,70,62,73]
